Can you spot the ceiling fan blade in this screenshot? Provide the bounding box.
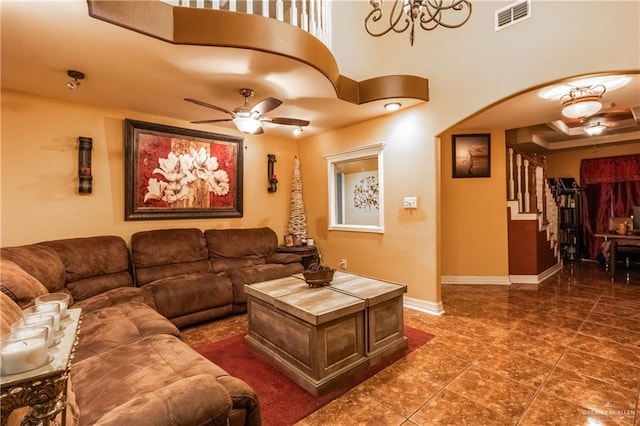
[190,118,233,124]
[251,97,283,115]
[264,117,310,127]
[184,98,234,116]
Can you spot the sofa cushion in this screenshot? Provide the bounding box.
[92,375,232,426]
[131,228,212,286]
[229,263,304,307]
[71,334,260,426]
[74,302,180,363]
[1,244,66,293]
[134,260,212,287]
[205,228,279,273]
[40,236,133,301]
[209,257,265,274]
[131,228,208,268]
[0,258,48,309]
[0,291,23,335]
[142,273,233,321]
[72,287,156,313]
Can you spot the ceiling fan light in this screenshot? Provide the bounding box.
[561,99,602,119]
[233,117,262,134]
[293,127,304,136]
[584,122,607,136]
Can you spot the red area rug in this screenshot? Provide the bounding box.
[197,326,434,426]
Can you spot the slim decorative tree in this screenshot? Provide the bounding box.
[287,156,308,239]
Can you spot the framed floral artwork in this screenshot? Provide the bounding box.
[124,119,243,220]
[452,133,491,178]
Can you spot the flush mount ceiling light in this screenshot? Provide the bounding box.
[66,70,85,90]
[365,0,472,46]
[384,102,401,111]
[560,85,606,119]
[584,122,607,136]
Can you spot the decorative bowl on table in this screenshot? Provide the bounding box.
[303,263,335,288]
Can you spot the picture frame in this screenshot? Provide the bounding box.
[124,119,243,220]
[284,234,294,247]
[452,134,491,178]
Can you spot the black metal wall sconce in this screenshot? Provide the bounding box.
[78,136,93,194]
[268,154,277,193]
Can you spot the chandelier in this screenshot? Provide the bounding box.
[365,0,473,46]
[560,85,606,119]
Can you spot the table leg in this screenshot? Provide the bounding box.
[610,240,617,280]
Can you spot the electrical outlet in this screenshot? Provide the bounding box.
[339,259,347,269]
[403,196,417,209]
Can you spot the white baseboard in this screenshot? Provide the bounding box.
[510,262,562,284]
[403,296,445,316]
[440,275,511,285]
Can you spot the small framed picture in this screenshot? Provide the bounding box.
[293,235,303,246]
[452,134,491,178]
[284,234,294,247]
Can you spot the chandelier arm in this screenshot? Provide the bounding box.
[390,0,412,34]
[419,0,472,30]
[365,0,413,39]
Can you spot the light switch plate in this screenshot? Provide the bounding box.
[403,197,417,209]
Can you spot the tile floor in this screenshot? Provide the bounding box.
[182,261,640,425]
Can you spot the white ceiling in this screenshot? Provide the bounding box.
[2,1,639,149]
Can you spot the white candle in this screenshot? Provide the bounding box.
[11,321,54,347]
[36,293,70,318]
[23,311,57,336]
[1,333,48,375]
[30,304,61,332]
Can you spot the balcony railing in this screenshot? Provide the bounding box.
[161,0,332,49]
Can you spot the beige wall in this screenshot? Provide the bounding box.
[439,130,509,277]
[546,141,640,183]
[298,107,440,302]
[1,90,299,247]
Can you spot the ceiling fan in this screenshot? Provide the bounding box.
[185,88,310,135]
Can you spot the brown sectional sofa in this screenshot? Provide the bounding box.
[0,227,303,426]
[130,227,303,326]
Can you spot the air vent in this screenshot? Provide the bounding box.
[495,0,531,31]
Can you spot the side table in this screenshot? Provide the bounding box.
[277,245,320,269]
[1,308,82,426]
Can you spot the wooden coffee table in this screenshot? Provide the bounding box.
[244,272,407,396]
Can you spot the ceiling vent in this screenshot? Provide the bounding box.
[495,0,531,31]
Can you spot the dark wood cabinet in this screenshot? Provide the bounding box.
[277,245,320,269]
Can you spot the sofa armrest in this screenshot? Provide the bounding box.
[93,375,232,426]
[266,252,302,264]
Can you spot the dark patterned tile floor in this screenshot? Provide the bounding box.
[181,261,640,425]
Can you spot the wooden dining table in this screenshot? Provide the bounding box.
[594,232,640,280]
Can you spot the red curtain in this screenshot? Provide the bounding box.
[580,154,640,259]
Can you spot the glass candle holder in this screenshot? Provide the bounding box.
[26,304,61,332]
[21,311,57,339]
[35,293,70,318]
[11,319,55,347]
[1,328,48,375]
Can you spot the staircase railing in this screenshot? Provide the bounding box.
[507,145,558,254]
[507,145,547,215]
[161,0,332,49]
